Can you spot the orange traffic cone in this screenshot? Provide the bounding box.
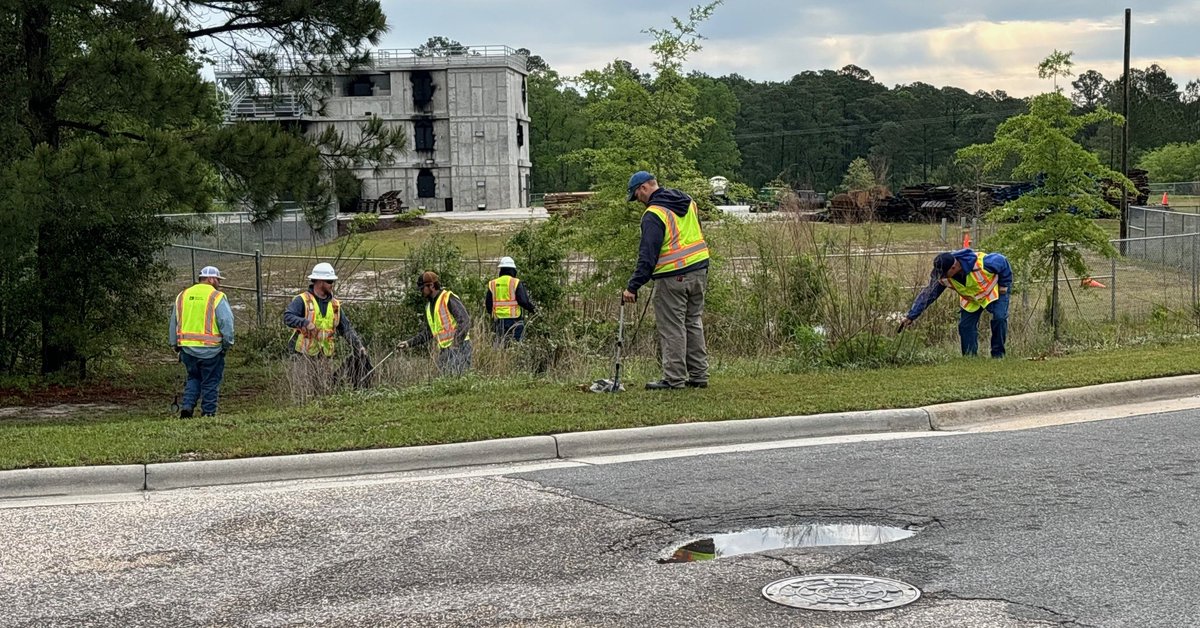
[1081,277,1106,289]
[962,232,971,248]
[1163,192,1170,207]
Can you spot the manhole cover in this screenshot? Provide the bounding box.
[762,574,921,612]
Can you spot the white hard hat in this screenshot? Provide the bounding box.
[309,262,338,281]
[498,256,517,270]
[198,266,223,280]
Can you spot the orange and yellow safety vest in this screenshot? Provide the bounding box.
[425,290,469,349]
[488,276,522,319]
[943,252,1000,312]
[294,292,341,357]
[646,201,710,277]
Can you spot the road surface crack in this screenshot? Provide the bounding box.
[933,592,1097,628]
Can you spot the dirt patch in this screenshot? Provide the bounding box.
[0,403,123,419]
[0,383,145,407]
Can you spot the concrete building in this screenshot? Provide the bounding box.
[215,45,531,212]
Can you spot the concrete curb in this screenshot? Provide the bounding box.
[925,374,1200,430]
[553,409,931,458]
[145,436,558,491]
[0,465,145,500]
[4,374,1200,499]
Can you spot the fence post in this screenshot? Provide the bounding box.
[254,249,264,327]
[1193,233,1198,314]
[189,232,196,279]
[1110,256,1117,322]
[940,218,947,243]
[1021,266,1029,312]
[971,217,979,247]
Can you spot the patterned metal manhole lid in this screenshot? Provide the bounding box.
[762,574,921,612]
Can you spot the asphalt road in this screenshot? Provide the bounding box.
[4,409,1199,627]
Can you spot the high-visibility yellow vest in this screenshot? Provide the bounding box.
[425,290,469,349]
[488,276,521,319]
[294,292,341,357]
[175,283,226,347]
[646,201,710,277]
[943,252,1000,312]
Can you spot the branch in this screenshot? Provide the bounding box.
[184,17,292,40]
[57,120,146,142]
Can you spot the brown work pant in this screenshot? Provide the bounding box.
[652,268,709,387]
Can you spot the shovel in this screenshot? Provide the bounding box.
[589,301,627,393]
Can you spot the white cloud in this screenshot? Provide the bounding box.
[372,1,1200,96]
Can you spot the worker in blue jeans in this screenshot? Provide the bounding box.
[899,249,1012,358]
[169,266,235,417]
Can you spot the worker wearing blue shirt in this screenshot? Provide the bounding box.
[899,249,1013,358]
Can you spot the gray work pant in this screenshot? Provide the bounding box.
[437,341,473,376]
[652,268,709,387]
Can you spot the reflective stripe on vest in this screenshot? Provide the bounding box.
[425,290,469,349]
[489,276,522,319]
[647,201,710,276]
[175,283,225,347]
[945,252,1000,312]
[294,292,341,357]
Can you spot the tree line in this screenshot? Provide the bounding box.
[528,57,1200,195]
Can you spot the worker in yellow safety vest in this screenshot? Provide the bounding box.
[486,256,537,345]
[398,270,473,375]
[899,249,1013,358]
[284,263,369,397]
[169,266,235,418]
[622,171,710,390]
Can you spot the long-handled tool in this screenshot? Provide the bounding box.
[353,348,394,389]
[170,349,183,415]
[589,300,627,393]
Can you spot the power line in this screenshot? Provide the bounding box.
[732,108,1027,141]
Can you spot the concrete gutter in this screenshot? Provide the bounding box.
[0,465,145,500]
[553,408,930,458]
[925,374,1200,430]
[144,436,558,491]
[4,375,1200,499]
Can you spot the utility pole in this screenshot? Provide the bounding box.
[1120,8,1131,251]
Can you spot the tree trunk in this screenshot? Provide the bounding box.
[38,223,80,375]
[23,3,77,376]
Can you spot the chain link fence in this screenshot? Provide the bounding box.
[161,209,338,272]
[167,226,1200,336]
[1146,182,1200,211]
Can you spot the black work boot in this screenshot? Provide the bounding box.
[180,407,194,419]
[645,380,684,390]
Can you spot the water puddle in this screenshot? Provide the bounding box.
[660,523,918,563]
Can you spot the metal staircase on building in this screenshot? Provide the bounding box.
[220,79,316,123]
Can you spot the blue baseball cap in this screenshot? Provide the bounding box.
[626,171,655,201]
[932,252,956,275]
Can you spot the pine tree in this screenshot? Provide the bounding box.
[2,0,394,376]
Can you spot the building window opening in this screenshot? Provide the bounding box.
[346,75,373,97]
[411,71,435,108]
[516,121,524,147]
[522,77,528,110]
[417,169,436,198]
[414,119,435,151]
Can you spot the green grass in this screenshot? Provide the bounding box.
[5,341,1200,470]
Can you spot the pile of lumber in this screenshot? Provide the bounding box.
[543,192,595,216]
[1096,168,1150,209]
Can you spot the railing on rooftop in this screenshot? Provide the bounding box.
[215,45,527,75]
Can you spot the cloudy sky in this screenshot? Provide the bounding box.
[378,0,1200,96]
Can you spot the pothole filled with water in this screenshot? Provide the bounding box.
[659,523,918,563]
